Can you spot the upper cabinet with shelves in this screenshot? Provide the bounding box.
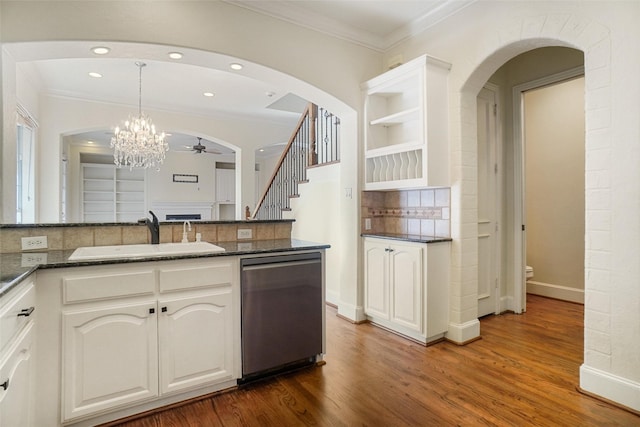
[362,55,451,190]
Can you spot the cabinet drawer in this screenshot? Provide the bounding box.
[0,280,35,354]
[159,262,233,293]
[63,270,155,304]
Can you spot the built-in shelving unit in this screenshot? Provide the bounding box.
[362,55,451,190]
[82,163,145,222]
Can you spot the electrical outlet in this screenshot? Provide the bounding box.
[365,218,372,230]
[237,228,252,239]
[21,253,48,267]
[21,236,48,250]
[237,242,253,251]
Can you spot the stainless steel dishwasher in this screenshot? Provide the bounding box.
[240,252,323,381]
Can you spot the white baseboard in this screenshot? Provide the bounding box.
[580,364,640,411]
[527,280,584,304]
[337,301,366,323]
[446,319,480,344]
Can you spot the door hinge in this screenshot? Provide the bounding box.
[522,224,526,231]
[493,104,497,115]
[494,163,498,174]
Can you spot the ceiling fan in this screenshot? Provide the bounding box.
[189,137,221,155]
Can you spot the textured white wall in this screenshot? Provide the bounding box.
[385,0,640,410]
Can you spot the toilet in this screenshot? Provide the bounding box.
[526,265,534,280]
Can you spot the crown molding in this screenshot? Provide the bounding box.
[224,0,476,52]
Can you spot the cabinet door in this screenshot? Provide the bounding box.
[62,301,158,421]
[390,243,423,333]
[216,169,235,202]
[0,323,34,427]
[158,288,234,394]
[364,240,389,319]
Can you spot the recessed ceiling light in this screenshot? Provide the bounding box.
[203,92,215,97]
[91,46,110,55]
[87,140,95,144]
[230,63,243,71]
[88,72,103,78]
[168,52,183,60]
[265,91,275,97]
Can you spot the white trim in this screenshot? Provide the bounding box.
[511,66,585,314]
[580,365,640,412]
[485,81,502,316]
[446,319,480,344]
[337,301,366,323]
[526,281,584,304]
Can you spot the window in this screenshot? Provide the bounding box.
[16,105,37,223]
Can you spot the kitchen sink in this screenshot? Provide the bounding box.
[68,242,225,261]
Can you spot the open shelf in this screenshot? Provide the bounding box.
[362,54,451,190]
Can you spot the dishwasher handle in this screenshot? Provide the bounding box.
[241,252,321,269]
[242,259,320,272]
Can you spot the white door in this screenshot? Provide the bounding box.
[62,300,159,421]
[0,324,34,427]
[477,86,500,317]
[158,289,234,394]
[390,243,423,333]
[363,239,390,319]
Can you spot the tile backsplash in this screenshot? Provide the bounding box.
[0,222,292,254]
[361,188,451,238]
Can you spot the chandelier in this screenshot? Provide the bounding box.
[111,61,168,169]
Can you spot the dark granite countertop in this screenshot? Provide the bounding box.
[0,219,294,229]
[361,233,452,244]
[0,239,329,298]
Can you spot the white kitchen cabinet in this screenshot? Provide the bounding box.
[0,278,36,427]
[362,55,450,190]
[35,257,240,426]
[62,300,159,420]
[363,237,449,344]
[0,322,35,427]
[215,168,235,203]
[159,289,234,394]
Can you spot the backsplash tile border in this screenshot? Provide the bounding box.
[361,188,451,238]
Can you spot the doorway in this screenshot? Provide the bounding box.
[522,75,586,304]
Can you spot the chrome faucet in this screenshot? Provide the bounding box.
[146,211,160,244]
[181,220,191,243]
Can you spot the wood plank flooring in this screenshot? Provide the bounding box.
[112,295,639,426]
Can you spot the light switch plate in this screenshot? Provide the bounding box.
[365,218,372,230]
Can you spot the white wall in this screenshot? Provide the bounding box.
[385,0,640,411]
[285,163,341,306]
[146,152,217,205]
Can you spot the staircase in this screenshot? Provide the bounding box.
[252,104,340,220]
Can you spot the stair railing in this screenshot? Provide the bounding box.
[252,103,340,220]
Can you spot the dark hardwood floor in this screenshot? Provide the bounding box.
[112,295,639,426]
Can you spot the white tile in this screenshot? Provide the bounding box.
[421,189,435,207]
[421,219,435,236]
[435,188,450,207]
